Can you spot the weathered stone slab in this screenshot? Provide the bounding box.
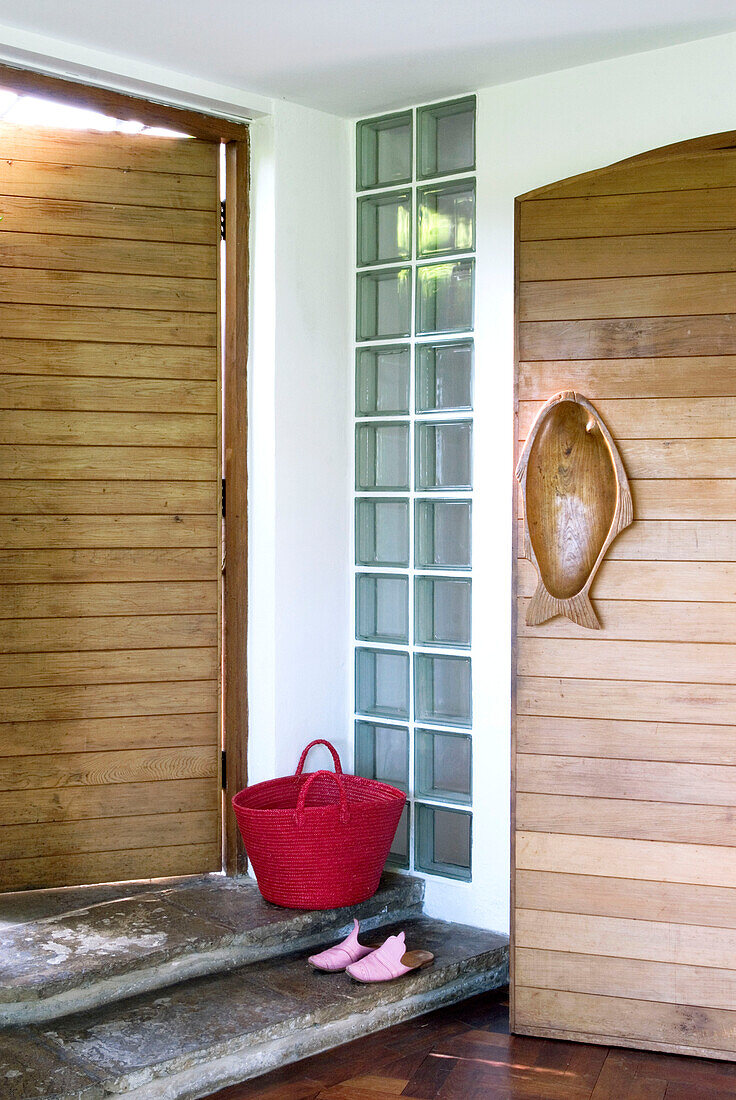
[0,877,204,930]
[0,1029,103,1099]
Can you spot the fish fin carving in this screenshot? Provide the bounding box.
[526,581,601,630]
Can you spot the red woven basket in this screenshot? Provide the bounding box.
[232,739,406,909]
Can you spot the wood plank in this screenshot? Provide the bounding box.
[520,188,736,240]
[0,231,216,279]
[517,948,736,1013]
[521,272,736,322]
[516,870,736,929]
[0,809,218,860]
[0,614,218,654]
[520,520,736,560]
[0,647,217,688]
[519,315,736,360]
[0,410,216,446]
[0,515,217,548]
[518,556,736,599]
[0,482,216,514]
[0,122,217,175]
[633,480,736,521]
[517,831,736,889]
[517,793,736,844]
[0,446,217,481]
[0,548,217,583]
[519,396,736,439]
[517,715,736,763]
[0,744,217,791]
[518,356,736,400]
[0,713,218,755]
[520,230,736,281]
[0,158,216,209]
[0,194,216,243]
[0,582,218,618]
[0,304,216,346]
[516,908,736,969]
[0,679,218,722]
[0,340,217,379]
[0,777,218,825]
[517,637,736,686]
[0,375,216,413]
[518,675,736,725]
[0,269,216,313]
[535,151,736,199]
[515,985,736,1057]
[0,843,222,892]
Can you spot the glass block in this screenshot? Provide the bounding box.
[356,422,410,491]
[355,498,409,567]
[417,178,475,257]
[416,341,473,413]
[358,190,411,266]
[356,647,410,720]
[416,260,474,335]
[415,803,471,880]
[355,720,409,791]
[387,803,410,868]
[415,500,471,569]
[414,653,472,727]
[415,728,472,804]
[356,573,409,644]
[415,420,472,490]
[357,268,412,341]
[356,345,410,416]
[357,112,412,190]
[417,97,476,179]
[415,576,471,649]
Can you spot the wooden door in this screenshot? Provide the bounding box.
[0,122,222,890]
[512,131,736,1059]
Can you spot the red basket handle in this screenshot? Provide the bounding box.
[294,739,343,776]
[295,769,349,825]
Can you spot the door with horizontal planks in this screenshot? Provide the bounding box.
[512,131,736,1059]
[0,122,222,890]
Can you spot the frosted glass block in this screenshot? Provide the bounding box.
[356,345,410,416]
[417,178,475,257]
[358,190,411,266]
[356,422,410,490]
[357,268,411,341]
[356,573,409,644]
[415,803,471,880]
[356,647,409,720]
[416,420,472,490]
[416,260,474,335]
[355,498,409,566]
[355,720,409,791]
[415,577,471,648]
[415,500,471,569]
[414,653,471,727]
[388,803,410,868]
[415,728,472,804]
[417,97,476,179]
[416,341,473,412]
[357,112,412,190]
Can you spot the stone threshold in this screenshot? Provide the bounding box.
[0,916,509,1100]
[0,873,424,1027]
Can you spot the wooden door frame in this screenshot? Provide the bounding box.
[0,61,250,875]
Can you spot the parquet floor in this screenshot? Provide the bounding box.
[209,989,736,1099]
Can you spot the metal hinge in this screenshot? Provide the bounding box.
[220,200,226,240]
[221,750,227,789]
[221,477,226,518]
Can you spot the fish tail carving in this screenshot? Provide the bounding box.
[526,581,601,630]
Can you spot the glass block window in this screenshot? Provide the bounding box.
[354,96,476,883]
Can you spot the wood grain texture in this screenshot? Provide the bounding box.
[519,230,736,281]
[517,714,736,762]
[520,519,736,559]
[0,158,216,208]
[0,614,218,653]
[0,713,218,754]
[518,356,736,400]
[520,272,736,322]
[0,548,217,582]
[519,315,736,361]
[0,194,216,243]
[0,269,216,313]
[518,675,736,725]
[0,515,217,548]
[0,232,217,279]
[0,341,217,379]
[517,637,736,685]
[0,778,218,826]
[0,843,221,892]
[0,679,218,722]
[519,396,736,439]
[518,556,736,599]
[0,482,216,514]
[0,410,216,446]
[0,304,216,346]
[1,446,217,481]
[0,582,218,618]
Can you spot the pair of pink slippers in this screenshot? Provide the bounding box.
[307,919,434,983]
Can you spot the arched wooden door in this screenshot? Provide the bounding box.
[512,132,736,1059]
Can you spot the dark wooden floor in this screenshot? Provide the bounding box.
[209,988,736,1098]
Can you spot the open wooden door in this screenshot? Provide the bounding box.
[0,122,223,889]
[512,131,736,1059]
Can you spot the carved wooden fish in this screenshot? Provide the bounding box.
[516,391,633,629]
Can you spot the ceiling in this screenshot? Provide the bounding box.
[0,0,734,117]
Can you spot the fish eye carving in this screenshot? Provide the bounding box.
[516,391,633,629]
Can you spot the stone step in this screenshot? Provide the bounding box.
[1,916,509,1100]
[0,872,424,1028]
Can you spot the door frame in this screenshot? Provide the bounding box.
[0,61,250,875]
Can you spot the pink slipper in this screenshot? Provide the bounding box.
[345,931,434,983]
[307,919,376,972]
